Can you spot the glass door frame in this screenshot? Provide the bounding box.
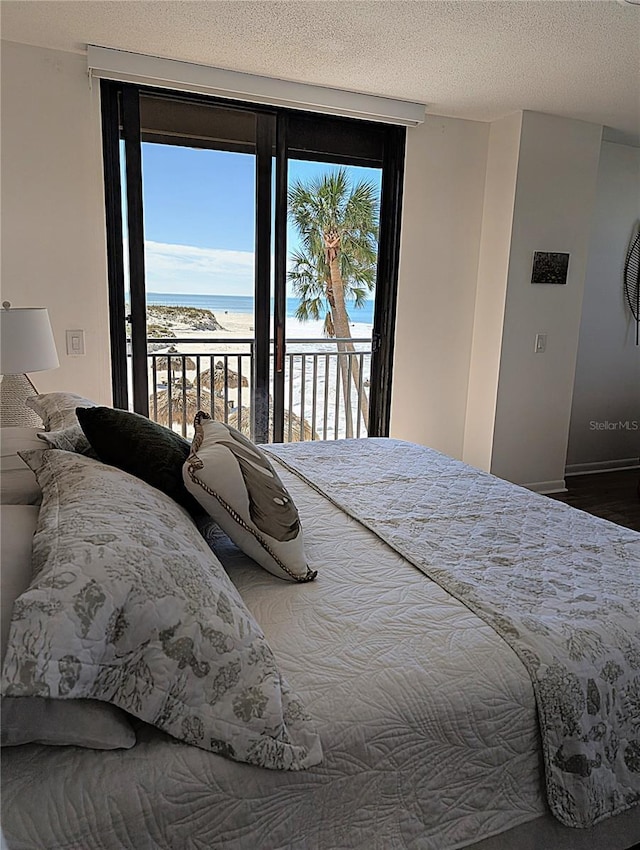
[100,80,405,440]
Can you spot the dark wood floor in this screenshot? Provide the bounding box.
[550,469,640,532]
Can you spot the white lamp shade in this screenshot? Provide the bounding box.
[1,307,59,374]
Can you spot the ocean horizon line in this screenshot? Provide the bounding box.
[145,291,375,324]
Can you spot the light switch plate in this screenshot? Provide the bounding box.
[534,333,547,354]
[66,329,85,356]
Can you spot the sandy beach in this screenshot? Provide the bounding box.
[166,309,372,343]
[147,310,373,440]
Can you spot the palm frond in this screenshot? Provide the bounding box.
[295,297,326,322]
[349,287,369,309]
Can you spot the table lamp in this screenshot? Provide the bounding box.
[1,302,59,427]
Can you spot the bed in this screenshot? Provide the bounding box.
[1,414,639,850]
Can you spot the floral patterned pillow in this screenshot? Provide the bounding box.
[26,393,97,455]
[1,449,322,771]
[183,413,316,583]
[26,392,97,432]
[37,424,95,456]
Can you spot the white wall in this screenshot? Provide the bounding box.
[566,141,640,471]
[396,110,604,489]
[0,42,613,488]
[1,41,112,403]
[463,112,522,471]
[391,115,489,459]
[490,112,603,490]
[1,41,491,448]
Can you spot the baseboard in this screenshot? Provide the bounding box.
[524,480,567,495]
[565,458,640,477]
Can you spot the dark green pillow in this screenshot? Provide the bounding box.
[76,407,202,517]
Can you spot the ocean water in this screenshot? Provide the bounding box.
[147,292,375,326]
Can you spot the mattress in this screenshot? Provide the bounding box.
[2,455,638,849]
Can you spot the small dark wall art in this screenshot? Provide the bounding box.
[531,251,570,285]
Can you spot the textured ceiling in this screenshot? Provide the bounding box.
[1,1,639,142]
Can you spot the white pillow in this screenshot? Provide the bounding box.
[1,697,135,749]
[25,392,97,455]
[25,392,97,431]
[0,427,43,505]
[0,504,136,749]
[183,413,316,583]
[1,505,39,661]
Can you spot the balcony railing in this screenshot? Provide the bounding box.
[143,336,372,442]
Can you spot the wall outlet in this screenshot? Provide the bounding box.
[66,329,85,356]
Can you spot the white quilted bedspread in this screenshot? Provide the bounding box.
[2,458,549,849]
[268,439,640,829]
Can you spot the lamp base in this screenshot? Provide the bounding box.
[0,374,42,427]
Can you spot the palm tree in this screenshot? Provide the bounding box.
[288,169,378,437]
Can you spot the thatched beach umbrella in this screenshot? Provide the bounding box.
[200,361,249,392]
[154,345,196,373]
[151,387,227,429]
[283,410,316,442]
[228,406,317,443]
[227,406,251,437]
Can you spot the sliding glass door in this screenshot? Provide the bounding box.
[284,158,381,441]
[101,82,405,442]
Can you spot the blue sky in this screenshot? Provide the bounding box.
[139,144,381,297]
